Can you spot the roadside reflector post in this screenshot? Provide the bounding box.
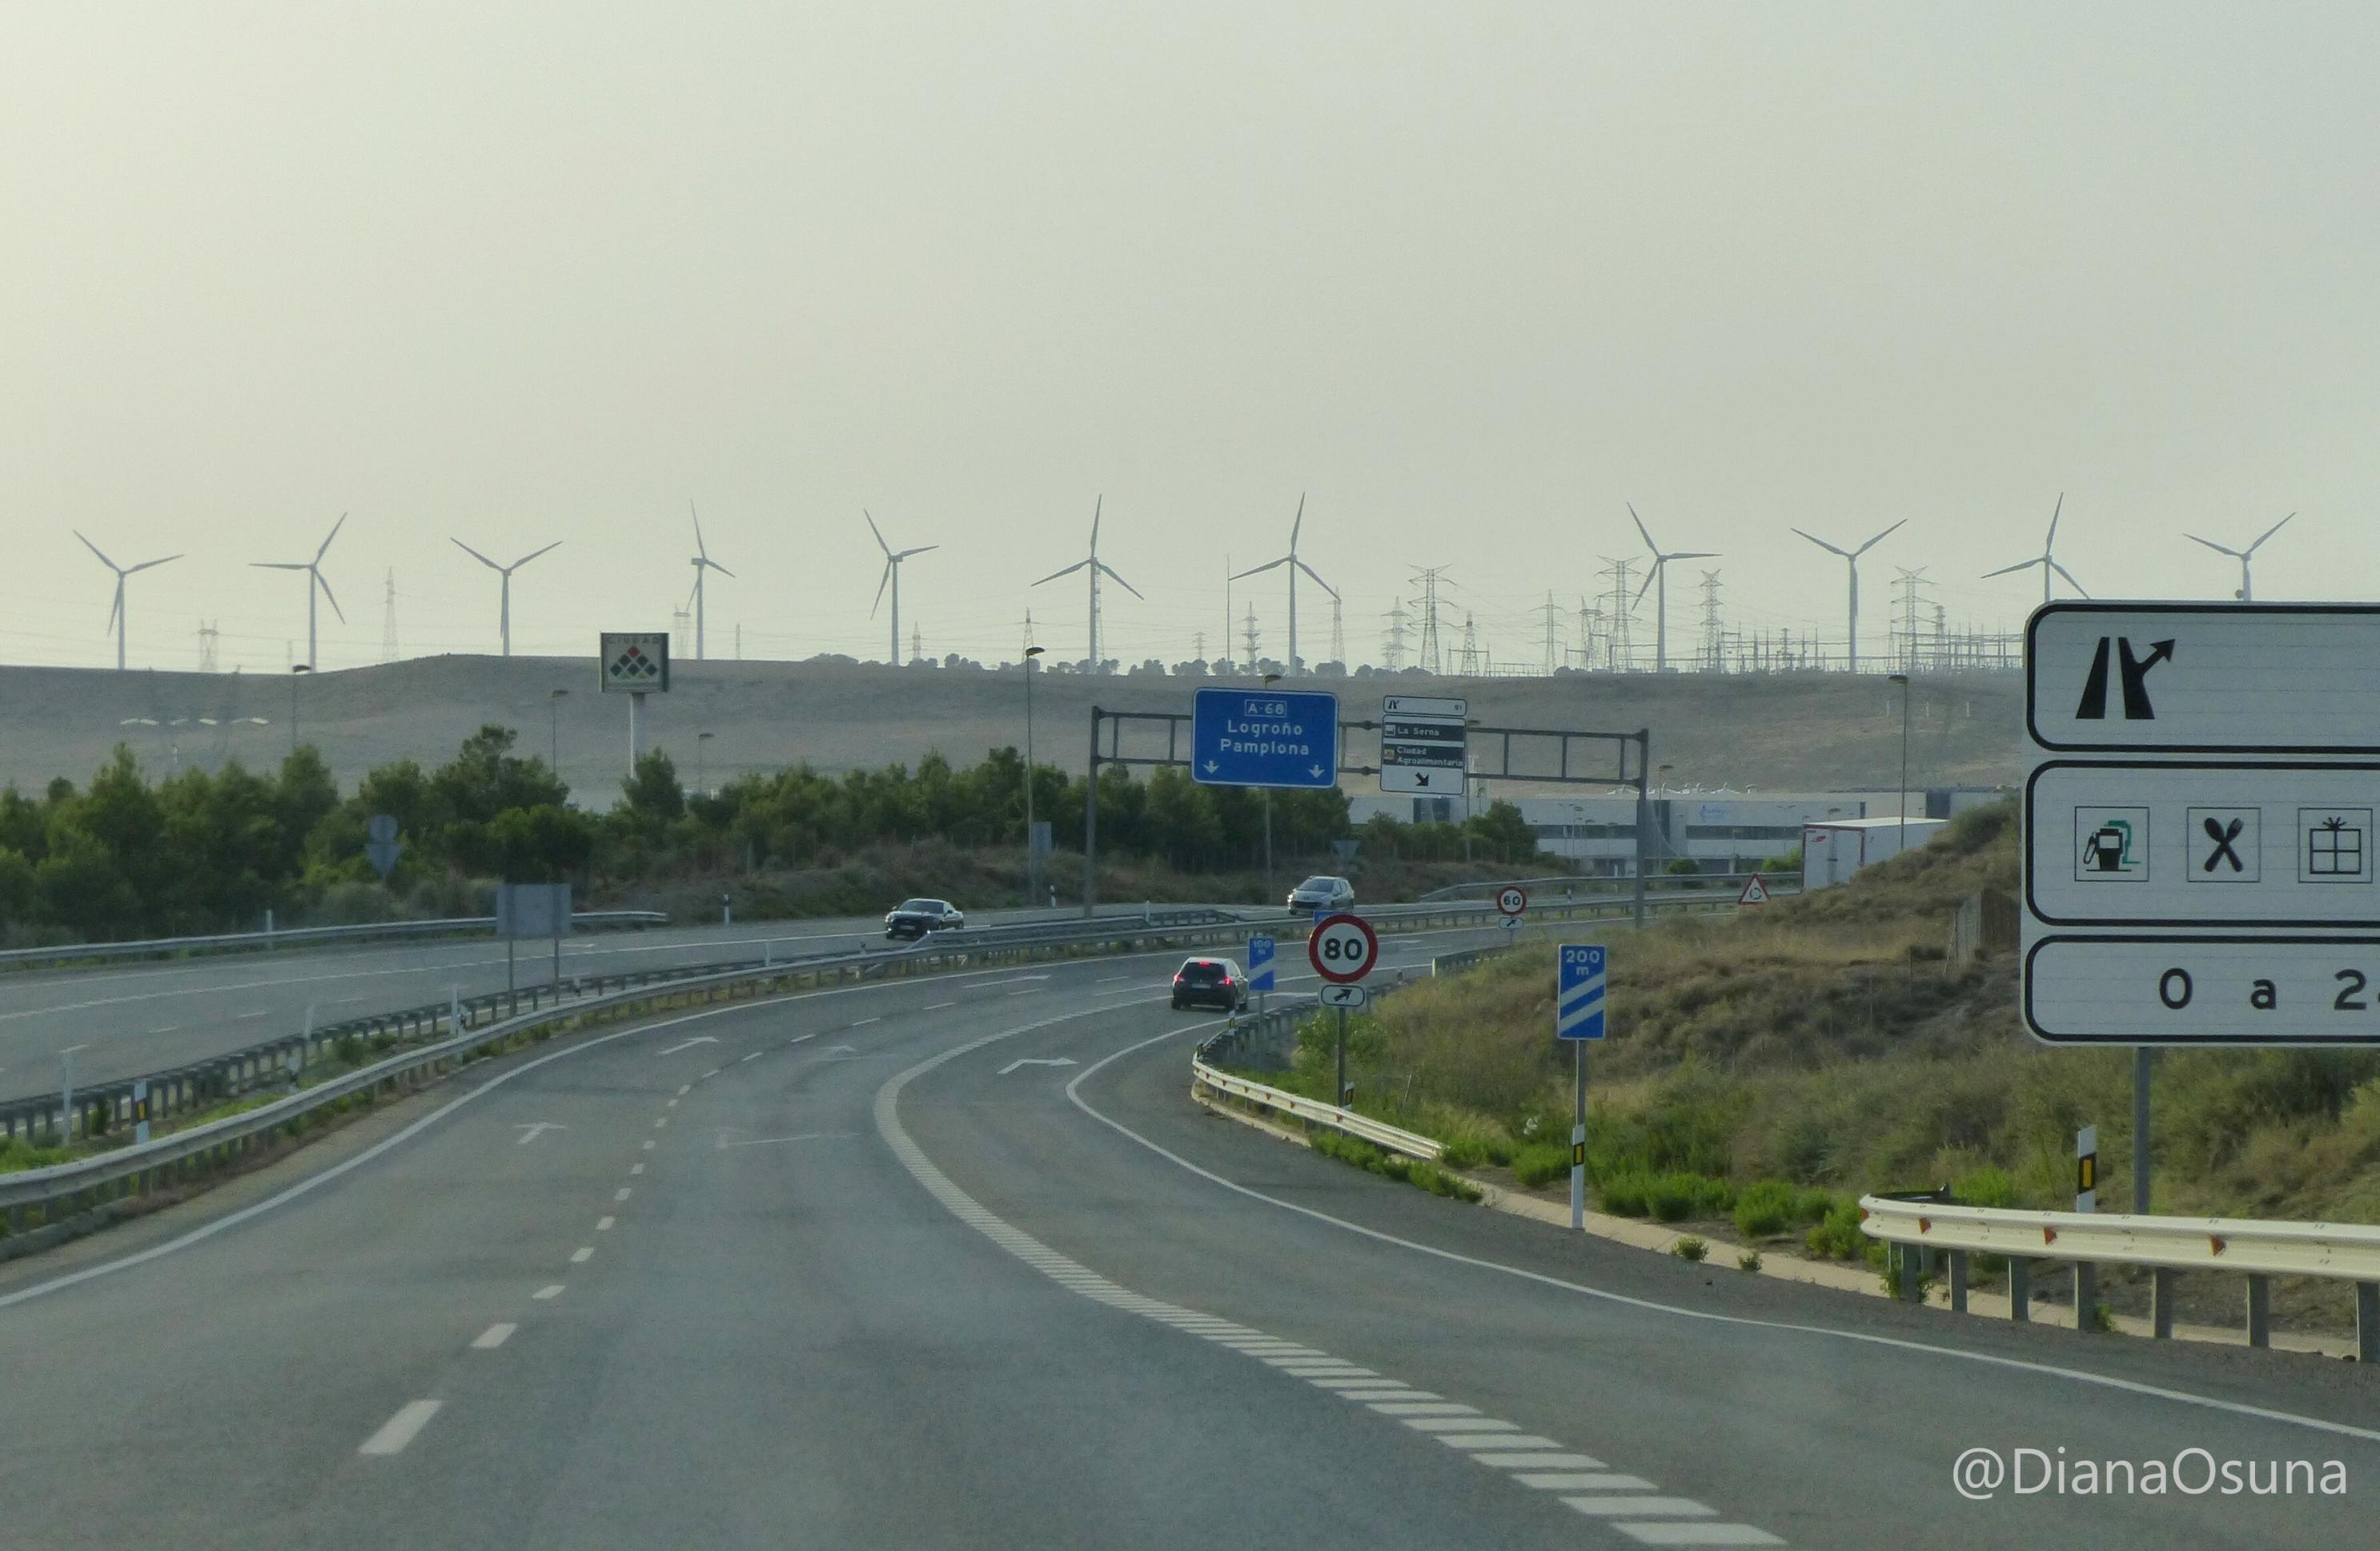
[2073,1124,2100,1331]
[2357,1284,2379,1365]
[2009,1258,2031,1322]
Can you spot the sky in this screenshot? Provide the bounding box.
[4,3,2377,676]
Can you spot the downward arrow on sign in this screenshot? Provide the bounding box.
[997,1057,1078,1076]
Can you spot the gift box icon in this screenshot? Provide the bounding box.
[2308,815,2364,877]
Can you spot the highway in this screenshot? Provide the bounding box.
[3,930,2371,1549]
[0,903,1239,1096]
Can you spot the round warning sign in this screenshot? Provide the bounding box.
[1307,912,1380,984]
[1495,886,1528,917]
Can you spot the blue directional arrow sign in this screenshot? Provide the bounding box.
[1557,944,1607,1041]
[1191,687,1339,790]
[1246,934,1276,994]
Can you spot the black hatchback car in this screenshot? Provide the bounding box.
[1170,957,1249,1012]
[884,898,966,940]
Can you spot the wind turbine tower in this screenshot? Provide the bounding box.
[74,531,181,671]
[1790,518,1906,673]
[2185,512,2294,601]
[1981,495,2087,607]
[1627,504,1717,674]
[1230,495,1338,676]
[684,504,733,661]
[1031,498,1142,672]
[451,536,561,657]
[251,513,347,669]
[866,511,938,665]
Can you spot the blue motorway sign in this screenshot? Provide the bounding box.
[1246,934,1276,994]
[1191,688,1339,790]
[1557,943,1607,1041]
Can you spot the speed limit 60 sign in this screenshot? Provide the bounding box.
[1308,912,1380,984]
[1495,886,1528,917]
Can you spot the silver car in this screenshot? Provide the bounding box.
[1286,874,1355,913]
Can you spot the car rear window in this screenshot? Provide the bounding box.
[1178,961,1226,984]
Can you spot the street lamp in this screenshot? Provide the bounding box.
[1262,672,1282,902]
[696,731,715,796]
[289,664,312,756]
[548,689,568,773]
[1024,646,1046,900]
[1888,673,1912,857]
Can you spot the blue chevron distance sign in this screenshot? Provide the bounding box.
[1556,943,1607,1042]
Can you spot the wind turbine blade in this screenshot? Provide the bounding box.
[1294,558,1339,600]
[2045,492,2063,548]
[106,582,121,634]
[871,560,892,617]
[704,560,736,579]
[1033,560,1090,587]
[1290,492,1305,551]
[315,512,347,565]
[865,509,892,557]
[512,540,562,569]
[2246,512,2295,554]
[74,530,118,571]
[1090,494,1101,548]
[1627,502,1656,554]
[1791,528,1852,559]
[1853,518,1908,556]
[122,554,181,575]
[1096,561,1144,600]
[1667,550,1719,562]
[689,500,708,560]
[452,537,501,570]
[252,561,311,571]
[1980,557,2043,581]
[2185,533,2242,559]
[2049,559,2088,597]
[1634,560,1661,607]
[894,544,938,561]
[315,569,347,624]
[1230,556,1292,581]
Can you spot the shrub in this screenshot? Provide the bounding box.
[1672,1236,1708,1262]
[1732,1179,1799,1239]
[1806,1199,1869,1260]
[1645,1171,1734,1223]
[1511,1143,1572,1189]
[1736,1250,1763,1273]
[1954,1166,2020,1209]
[1599,1171,1652,1216]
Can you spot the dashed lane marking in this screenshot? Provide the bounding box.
[472,1324,516,1350]
[596,1216,615,1232]
[532,1285,564,1300]
[614,1187,632,1202]
[740,1051,764,1063]
[569,1246,593,1264]
[358,1400,441,1457]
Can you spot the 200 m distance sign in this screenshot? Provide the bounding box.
[1308,912,1379,984]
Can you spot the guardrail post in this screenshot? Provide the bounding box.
[2152,1268,2177,1339]
[2246,1274,2272,1348]
[1948,1250,1969,1313]
[2075,1261,2098,1332]
[2008,1258,2030,1322]
[2358,1283,2378,1365]
[1894,1244,1920,1303]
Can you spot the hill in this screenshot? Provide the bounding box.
[0,655,2023,798]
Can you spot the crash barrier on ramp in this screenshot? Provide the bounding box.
[1416,872,1801,904]
[1859,1194,2380,1363]
[0,911,670,973]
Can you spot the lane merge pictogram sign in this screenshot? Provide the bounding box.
[1379,695,1467,794]
[1191,687,1339,790]
[2023,602,2380,1046]
[1557,944,1607,1041]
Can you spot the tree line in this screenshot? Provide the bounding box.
[0,729,1543,943]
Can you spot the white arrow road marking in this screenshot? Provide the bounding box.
[997,1057,1078,1076]
[513,1123,567,1145]
[656,1036,720,1055]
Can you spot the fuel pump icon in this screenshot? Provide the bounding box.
[2081,818,2137,875]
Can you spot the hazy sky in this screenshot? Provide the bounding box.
[6,3,2377,675]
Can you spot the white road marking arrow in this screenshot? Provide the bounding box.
[997,1057,1079,1076]
[656,1037,720,1056]
[513,1123,567,1145]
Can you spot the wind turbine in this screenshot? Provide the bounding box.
[1031,496,1142,671]
[2185,512,2293,601]
[450,537,560,657]
[866,511,938,665]
[1627,504,1716,673]
[1790,519,1906,674]
[1981,494,2087,607]
[74,532,181,671]
[251,513,347,669]
[1229,494,1338,676]
[684,502,732,661]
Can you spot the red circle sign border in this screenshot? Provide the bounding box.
[1307,911,1380,983]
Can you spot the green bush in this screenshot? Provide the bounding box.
[1736,1250,1763,1272]
[1806,1199,1870,1260]
[1672,1236,1708,1262]
[1599,1171,1652,1215]
[1954,1166,2020,1209]
[1646,1171,1733,1223]
[1511,1143,1572,1189]
[1732,1179,1798,1238]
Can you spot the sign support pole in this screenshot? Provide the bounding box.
[628,690,646,772]
[1570,1041,1587,1232]
[1334,1006,1348,1108]
[2133,1047,2153,1215]
[1082,706,1101,918]
[1631,731,1650,930]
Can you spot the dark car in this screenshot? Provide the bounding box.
[1170,956,1249,1012]
[884,898,966,940]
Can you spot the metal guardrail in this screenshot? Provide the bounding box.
[1190,1060,1445,1162]
[1416,871,1798,903]
[1860,1195,2380,1361]
[0,910,670,971]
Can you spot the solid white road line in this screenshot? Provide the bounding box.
[472,1324,516,1350]
[358,1400,441,1456]
[532,1285,564,1300]
[569,1246,593,1264]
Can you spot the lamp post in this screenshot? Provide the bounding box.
[1888,673,1912,856]
[1262,673,1281,905]
[1024,645,1046,900]
[548,689,568,773]
[289,664,312,756]
[696,731,714,796]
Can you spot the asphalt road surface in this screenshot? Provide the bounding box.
[3,926,2370,1549]
[0,903,1240,1096]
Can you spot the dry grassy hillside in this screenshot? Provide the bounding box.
[1,655,2021,798]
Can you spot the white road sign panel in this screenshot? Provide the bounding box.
[2029,762,2380,926]
[2026,935,2380,1046]
[2029,603,2380,753]
[1318,983,1368,1009]
[1380,695,1467,795]
[600,632,671,693]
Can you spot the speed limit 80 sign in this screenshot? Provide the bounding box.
[1308,912,1380,984]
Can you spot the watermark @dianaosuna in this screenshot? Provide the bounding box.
[1953,1446,2347,1501]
